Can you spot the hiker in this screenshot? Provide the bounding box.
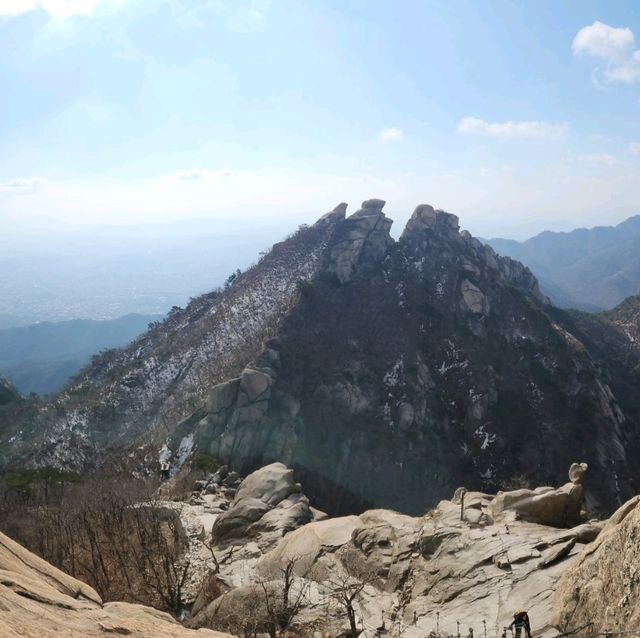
[160,460,170,481]
[509,611,531,638]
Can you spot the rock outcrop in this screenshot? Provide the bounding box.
[189,463,605,638]
[328,198,393,284]
[0,529,231,638]
[488,464,588,527]
[211,462,324,544]
[553,495,640,634]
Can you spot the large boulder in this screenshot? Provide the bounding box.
[488,464,587,527]
[211,463,320,543]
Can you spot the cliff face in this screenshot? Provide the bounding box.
[553,495,640,634]
[3,201,640,515]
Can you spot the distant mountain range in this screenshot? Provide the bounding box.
[0,314,161,395]
[486,215,640,311]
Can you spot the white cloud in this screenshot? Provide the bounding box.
[380,127,404,143]
[457,117,566,139]
[173,168,233,181]
[0,0,38,16]
[572,21,634,62]
[573,21,640,85]
[0,177,47,192]
[576,153,619,166]
[630,143,640,155]
[0,0,124,19]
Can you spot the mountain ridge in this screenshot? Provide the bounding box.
[487,214,640,310]
[2,201,639,516]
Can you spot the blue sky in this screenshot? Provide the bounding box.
[2,0,640,238]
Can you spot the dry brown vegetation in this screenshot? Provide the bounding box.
[0,471,192,614]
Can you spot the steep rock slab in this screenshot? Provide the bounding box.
[553,495,640,634]
[0,530,231,638]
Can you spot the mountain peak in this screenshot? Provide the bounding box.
[353,198,386,216]
[402,203,460,239]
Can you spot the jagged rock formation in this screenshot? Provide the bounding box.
[196,202,636,514]
[553,495,640,634]
[0,528,231,638]
[3,200,640,515]
[187,463,604,638]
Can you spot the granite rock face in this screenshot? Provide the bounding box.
[211,462,323,544]
[553,495,640,635]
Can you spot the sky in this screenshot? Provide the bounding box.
[2,0,640,239]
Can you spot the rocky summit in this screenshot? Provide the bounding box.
[3,201,640,515]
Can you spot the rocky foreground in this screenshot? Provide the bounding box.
[4,461,640,638]
[0,526,230,638]
[160,462,640,637]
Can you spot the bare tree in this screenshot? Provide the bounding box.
[0,475,193,615]
[259,557,309,638]
[326,568,377,638]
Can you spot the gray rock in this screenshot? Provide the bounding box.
[211,497,270,541]
[460,279,490,315]
[239,368,271,403]
[316,202,348,225]
[233,462,301,507]
[207,379,240,416]
[568,462,588,484]
[489,476,585,528]
[328,201,393,284]
[211,463,315,543]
